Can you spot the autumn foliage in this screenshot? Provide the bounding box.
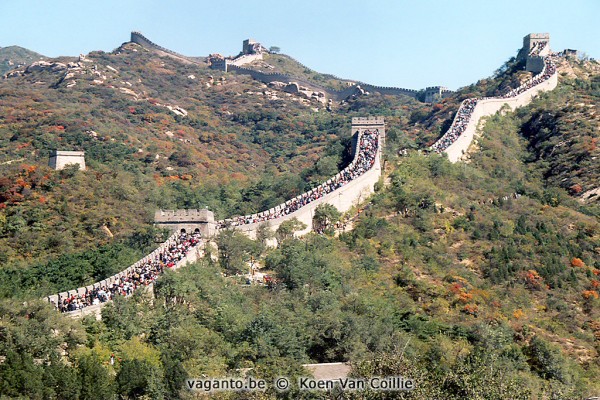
[513,309,525,319]
[521,269,545,290]
[570,257,585,268]
[582,290,599,300]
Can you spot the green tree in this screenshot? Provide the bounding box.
[525,336,574,384]
[0,350,44,398]
[255,221,274,252]
[77,353,114,400]
[41,354,81,400]
[313,203,341,235]
[275,217,306,243]
[116,359,165,400]
[216,229,260,274]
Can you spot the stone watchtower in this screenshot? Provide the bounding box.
[351,116,385,163]
[242,39,266,55]
[423,86,452,103]
[48,150,86,170]
[154,209,216,237]
[517,33,551,73]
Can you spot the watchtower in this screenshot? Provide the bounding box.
[516,33,551,73]
[423,86,451,103]
[154,209,216,237]
[517,33,550,60]
[48,150,86,171]
[351,116,385,163]
[242,39,266,55]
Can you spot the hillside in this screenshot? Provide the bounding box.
[0,40,418,291]
[0,36,599,399]
[520,57,600,202]
[0,45,45,76]
[246,53,355,91]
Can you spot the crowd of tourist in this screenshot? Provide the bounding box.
[431,53,557,154]
[498,56,556,99]
[528,41,547,57]
[218,129,380,228]
[52,231,202,313]
[430,98,478,153]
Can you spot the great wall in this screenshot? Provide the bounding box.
[129,31,449,103]
[430,33,558,162]
[48,33,560,316]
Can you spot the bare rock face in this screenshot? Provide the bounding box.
[283,82,301,94]
[344,85,367,101]
[25,61,67,73]
[268,81,286,89]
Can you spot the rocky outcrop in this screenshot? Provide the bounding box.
[268,81,328,103]
[25,61,67,73]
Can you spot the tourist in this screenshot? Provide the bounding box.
[217,128,380,228]
[431,54,557,153]
[56,231,202,313]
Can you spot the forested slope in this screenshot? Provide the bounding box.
[0,41,417,290]
[0,42,598,399]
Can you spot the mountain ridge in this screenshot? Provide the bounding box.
[0,34,598,399]
[0,45,45,76]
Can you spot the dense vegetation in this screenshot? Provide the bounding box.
[0,40,598,399]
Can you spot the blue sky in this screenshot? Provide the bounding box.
[1,0,598,90]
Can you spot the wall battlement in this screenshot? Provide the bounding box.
[154,209,215,237]
[432,35,558,162]
[154,209,214,221]
[352,116,385,126]
[129,32,448,102]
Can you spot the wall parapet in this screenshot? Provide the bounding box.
[46,231,204,315]
[130,31,205,65]
[430,46,558,162]
[130,32,449,102]
[46,230,178,306]
[216,117,385,238]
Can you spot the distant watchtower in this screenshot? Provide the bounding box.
[423,86,452,103]
[154,209,216,237]
[517,33,551,73]
[48,150,86,171]
[242,39,266,55]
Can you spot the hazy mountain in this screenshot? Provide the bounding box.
[0,45,45,75]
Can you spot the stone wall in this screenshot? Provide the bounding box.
[228,53,263,67]
[443,71,558,162]
[526,56,545,74]
[59,241,204,318]
[130,32,205,65]
[226,64,421,101]
[46,231,181,307]
[154,209,216,237]
[220,116,385,239]
[130,32,446,102]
